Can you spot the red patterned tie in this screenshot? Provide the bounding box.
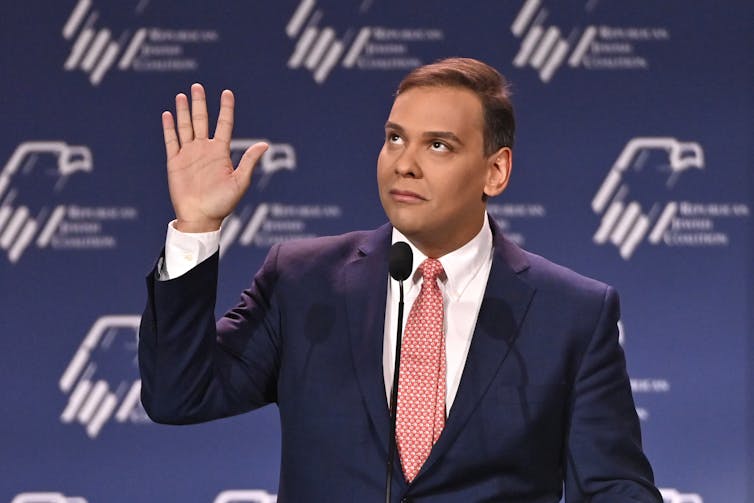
[396,258,446,482]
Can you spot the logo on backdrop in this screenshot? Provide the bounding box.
[214,490,278,503]
[0,141,139,264]
[591,137,750,260]
[510,0,671,83]
[487,202,547,247]
[59,315,149,438]
[660,488,704,503]
[62,0,218,85]
[285,0,444,84]
[619,321,671,422]
[219,140,344,256]
[11,493,87,503]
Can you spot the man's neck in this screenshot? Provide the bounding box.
[398,214,489,259]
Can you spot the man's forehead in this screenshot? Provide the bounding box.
[387,85,484,133]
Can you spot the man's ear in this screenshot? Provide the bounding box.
[483,146,512,198]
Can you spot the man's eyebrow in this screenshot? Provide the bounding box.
[384,122,464,145]
[422,131,463,145]
[384,121,405,133]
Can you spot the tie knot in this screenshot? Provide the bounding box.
[419,258,444,284]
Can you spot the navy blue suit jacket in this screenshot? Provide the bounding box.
[139,219,660,502]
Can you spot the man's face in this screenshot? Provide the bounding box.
[377,85,507,257]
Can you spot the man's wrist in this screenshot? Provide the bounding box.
[174,218,222,233]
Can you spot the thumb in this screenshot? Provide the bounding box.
[234,142,269,189]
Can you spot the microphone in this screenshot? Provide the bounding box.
[386,241,412,503]
[389,241,413,282]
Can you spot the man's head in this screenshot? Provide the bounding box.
[397,57,515,155]
[377,58,515,258]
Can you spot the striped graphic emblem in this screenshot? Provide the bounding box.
[592,138,704,260]
[213,491,278,503]
[511,0,597,83]
[62,0,147,85]
[0,142,92,263]
[659,488,704,503]
[11,493,88,503]
[286,0,371,84]
[220,204,271,257]
[59,315,145,438]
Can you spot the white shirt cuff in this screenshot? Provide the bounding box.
[159,220,221,280]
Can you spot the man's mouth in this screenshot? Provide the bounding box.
[389,189,426,203]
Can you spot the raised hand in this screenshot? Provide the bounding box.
[162,83,268,233]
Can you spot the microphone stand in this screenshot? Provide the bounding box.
[385,279,405,503]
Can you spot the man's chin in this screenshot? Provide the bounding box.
[388,217,429,242]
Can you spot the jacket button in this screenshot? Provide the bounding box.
[401,498,413,503]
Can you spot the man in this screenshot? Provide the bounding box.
[139,58,661,502]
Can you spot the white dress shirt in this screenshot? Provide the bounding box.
[160,221,221,280]
[382,216,493,412]
[161,215,494,412]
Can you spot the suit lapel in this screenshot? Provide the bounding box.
[416,220,536,481]
[344,224,393,456]
[343,220,536,483]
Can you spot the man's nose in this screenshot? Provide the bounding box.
[394,146,421,177]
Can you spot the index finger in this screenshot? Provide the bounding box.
[213,89,235,143]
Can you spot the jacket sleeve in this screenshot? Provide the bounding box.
[564,286,662,502]
[138,244,283,424]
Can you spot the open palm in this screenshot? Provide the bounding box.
[162,84,268,232]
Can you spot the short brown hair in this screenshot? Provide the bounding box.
[397,57,515,155]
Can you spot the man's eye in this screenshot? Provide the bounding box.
[387,133,403,144]
[430,141,450,152]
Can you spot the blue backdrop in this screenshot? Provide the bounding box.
[1,1,751,502]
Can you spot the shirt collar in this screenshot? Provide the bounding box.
[390,213,493,300]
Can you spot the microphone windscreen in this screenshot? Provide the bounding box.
[389,242,413,281]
